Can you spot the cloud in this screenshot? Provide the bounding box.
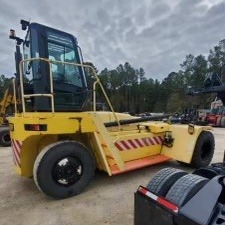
[0,0,225,80]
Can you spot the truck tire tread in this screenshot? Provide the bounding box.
[147,168,187,197]
[166,174,208,207]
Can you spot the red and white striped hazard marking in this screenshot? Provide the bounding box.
[138,186,179,213]
[11,140,22,167]
[114,136,164,151]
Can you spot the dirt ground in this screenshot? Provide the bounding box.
[0,128,224,225]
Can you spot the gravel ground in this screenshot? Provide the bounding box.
[0,128,224,225]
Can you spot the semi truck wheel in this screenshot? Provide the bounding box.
[216,117,222,127]
[33,141,95,199]
[146,168,187,197]
[221,117,225,127]
[165,174,208,207]
[0,128,11,147]
[191,131,214,168]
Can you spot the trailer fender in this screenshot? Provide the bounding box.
[178,176,223,225]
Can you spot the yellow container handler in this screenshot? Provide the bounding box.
[8,20,214,199]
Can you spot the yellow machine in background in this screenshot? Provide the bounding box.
[8,20,215,199]
[0,85,14,147]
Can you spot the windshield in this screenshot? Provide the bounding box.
[47,31,83,87]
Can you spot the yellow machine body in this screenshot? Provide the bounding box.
[9,111,211,178]
[0,86,15,126]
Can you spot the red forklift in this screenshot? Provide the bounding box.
[205,98,225,127]
[188,68,225,127]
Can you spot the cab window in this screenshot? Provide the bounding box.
[47,31,82,87]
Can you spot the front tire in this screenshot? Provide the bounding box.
[33,141,95,199]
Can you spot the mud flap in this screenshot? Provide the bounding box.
[135,186,182,225]
[134,189,175,225]
[135,177,225,225]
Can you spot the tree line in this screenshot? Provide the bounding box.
[94,39,225,114]
[1,39,225,114]
[0,75,12,99]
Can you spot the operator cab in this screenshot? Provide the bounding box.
[12,20,88,112]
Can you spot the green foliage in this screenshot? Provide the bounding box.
[95,39,225,114]
[208,39,225,74]
[0,75,12,99]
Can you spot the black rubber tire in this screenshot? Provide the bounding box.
[191,131,214,168]
[166,174,208,207]
[146,168,187,197]
[221,117,225,127]
[0,128,11,147]
[216,117,222,127]
[176,161,189,166]
[33,141,95,199]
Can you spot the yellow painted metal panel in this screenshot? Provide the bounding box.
[113,133,163,162]
[15,166,21,175]
[161,125,207,163]
[120,146,161,162]
[8,112,96,141]
[8,112,97,177]
[89,113,125,171]
[140,122,170,133]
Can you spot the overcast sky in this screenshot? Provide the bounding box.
[1,0,225,80]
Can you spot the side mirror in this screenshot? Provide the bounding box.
[20,20,30,31]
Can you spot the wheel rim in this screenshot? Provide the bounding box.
[52,157,82,186]
[2,133,10,144]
